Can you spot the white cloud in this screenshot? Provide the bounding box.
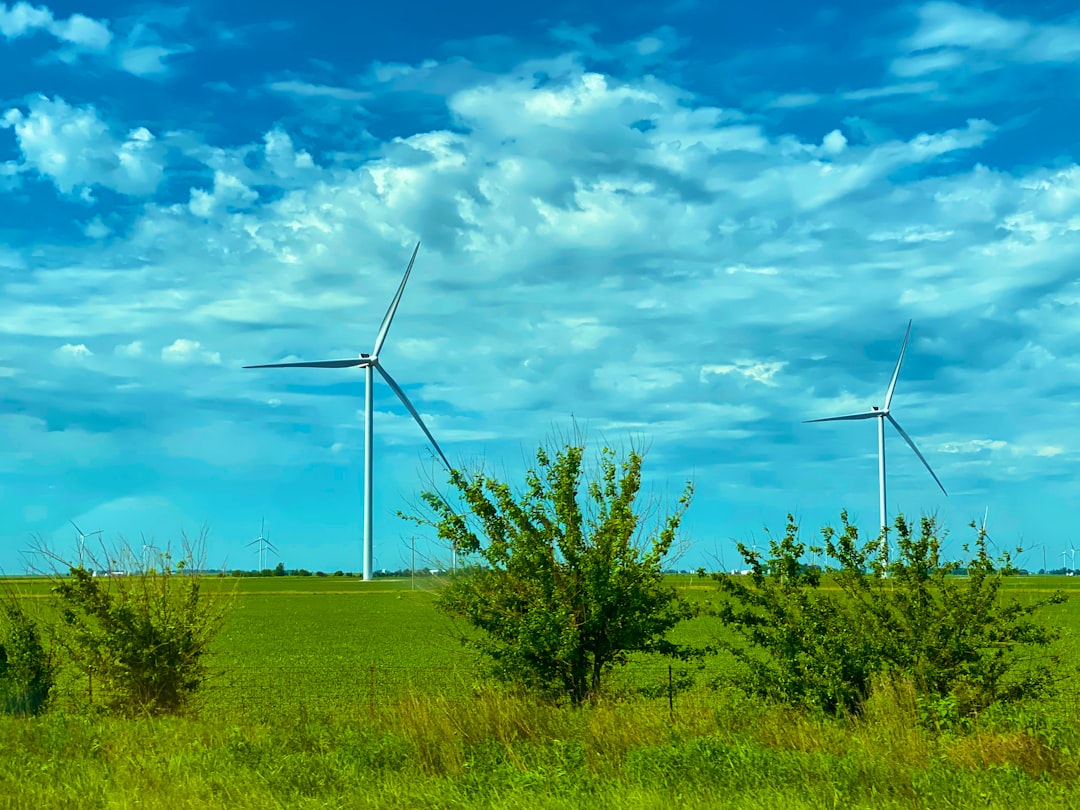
[841,81,939,100]
[161,339,221,365]
[188,171,259,217]
[0,2,111,50]
[701,361,787,386]
[268,80,369,101]
[766,92,821,109]
[120,45,177,76]
[114,340,143,358]
[55,343,92,361]
[1,96,165,196]
[820,129,847,155]
[938,439,1008,454]
[82,216,111,239]
[893,1,1080,76]
[263,128,315,178]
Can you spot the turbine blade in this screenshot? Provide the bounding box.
[883,320,912,411]
[804,412,879,424]
[70,520,84,535]
[375,363,451,470]
[372,242,420,357]
[244,358,369,369]
[886,414,947,496]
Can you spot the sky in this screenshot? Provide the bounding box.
[1,0,1079,575]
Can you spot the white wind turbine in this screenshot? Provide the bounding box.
[244,242,450,581]
[247,518,278,572]
[805,320,947,559]
[70,520,103,567]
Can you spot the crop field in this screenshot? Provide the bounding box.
[9,573,1080,715]
[3,573,1080,808]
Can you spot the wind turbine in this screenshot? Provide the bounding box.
[247,519,278,571]
[244,242,451,581]
[70,520,103,567]
[804,320,947,559]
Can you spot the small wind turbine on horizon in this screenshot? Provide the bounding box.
[70,520,103,567]
[244,242,451,582]
[247,519,278,571]
[804,320,947,560]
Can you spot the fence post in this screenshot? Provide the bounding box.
[668,664,674,721]
[369,665,376,719]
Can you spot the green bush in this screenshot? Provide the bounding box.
[715,511,1066,721]
[404,439,699,704]
[47,534,231,716]
[0,601,54,715]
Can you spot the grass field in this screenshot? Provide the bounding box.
[2,573,1079,808]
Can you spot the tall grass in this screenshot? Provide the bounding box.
[2,680,1077,809]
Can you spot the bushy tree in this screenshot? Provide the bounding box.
[0,601,54,715]
[715,511,1066,720]
[404,440,697,704]
[42,532,231,716]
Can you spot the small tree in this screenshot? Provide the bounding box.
[404,440,697,704]
[0,600,54,715]
[40,530,231,716]
[715,511,1066,720]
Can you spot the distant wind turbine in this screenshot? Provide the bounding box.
[70,520,103,567]
[247,518,278,571]
[244,242,451,581]
[804,320,947,559]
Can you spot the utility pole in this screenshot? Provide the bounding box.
[411,537,415,591]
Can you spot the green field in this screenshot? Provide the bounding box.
[2,574,1080,808]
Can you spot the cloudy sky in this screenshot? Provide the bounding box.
[1,0,1078,574]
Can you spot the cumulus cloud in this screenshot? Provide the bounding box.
[114,340,143,358]
[55,343,92,362]
[0,1,111,50]
[161,339,221,365]
[1,96,165,196]
[188,171,259,217]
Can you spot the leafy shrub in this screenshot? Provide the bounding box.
[404,439,699,704]
[0,601,54,715]
[715,511,1066,720]
[45,533,231,715]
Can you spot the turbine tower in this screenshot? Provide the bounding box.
[244,242,450,581]
[804,320,947,557]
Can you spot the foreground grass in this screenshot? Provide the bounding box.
[2,685,1079,810]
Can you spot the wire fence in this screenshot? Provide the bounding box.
[49,658,1080,721]
[48,661,697,719]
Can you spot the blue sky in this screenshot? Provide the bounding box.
[1,0,1079,574]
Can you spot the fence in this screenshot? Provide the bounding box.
[47,659,1080,720]
[43,661,693,719]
